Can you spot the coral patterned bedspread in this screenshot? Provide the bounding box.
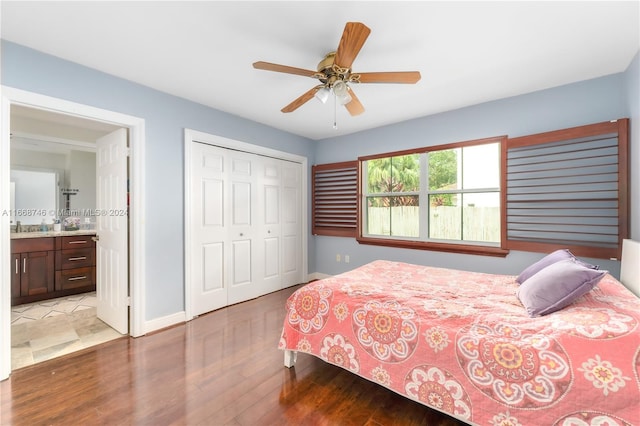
[278,260,640,426]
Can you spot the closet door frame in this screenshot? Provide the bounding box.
[183,129,308,321]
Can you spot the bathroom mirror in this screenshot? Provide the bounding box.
[11,139,96,227]
[10,169,58,225]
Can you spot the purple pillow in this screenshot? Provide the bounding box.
[516,259,607,317]
[516,249,598,284]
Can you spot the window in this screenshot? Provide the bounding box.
[365,154,420,238]
[359,136,507,256]
[427,144,501,243]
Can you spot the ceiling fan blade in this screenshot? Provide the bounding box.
[281,86,320,113]
[356,71,422,84]
[253,61,317,78]
[334,22,371,70]
[344,88,365,116]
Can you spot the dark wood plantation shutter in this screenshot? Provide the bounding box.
[506,118,628,259]
[312,161,359,237]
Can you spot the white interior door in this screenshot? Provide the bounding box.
[190,144,261,312]
[190,142,228,315]
[258,158,282,294]
[227,150,259,305]
[280,161,303,288]
[96,128,129,334]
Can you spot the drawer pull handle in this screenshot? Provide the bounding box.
[23,258,26,274]
[68,240,87,244]
[68,256,87,261]
[15,258,18,274]
[68,276,87,281]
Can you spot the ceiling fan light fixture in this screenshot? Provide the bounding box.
[337,91,352,105]
[332,80,352,105]
[314,87,330,104]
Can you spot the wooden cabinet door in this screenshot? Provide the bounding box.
[11,253,21,299]
[20,251,55,296]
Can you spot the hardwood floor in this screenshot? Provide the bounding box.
[1,285,466,425]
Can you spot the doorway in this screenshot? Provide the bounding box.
[9,107,121,370]
[1,87,147,380]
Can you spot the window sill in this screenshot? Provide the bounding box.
[357,236,510,257]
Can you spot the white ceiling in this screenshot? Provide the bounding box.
[2,1,639,140]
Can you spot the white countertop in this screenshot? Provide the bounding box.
[11,230,97,239]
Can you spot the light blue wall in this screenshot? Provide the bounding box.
[625,51,639,241]
[1,41,316,320]
[314,62,639,279]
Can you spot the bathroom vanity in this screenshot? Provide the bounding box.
[11,230,96,306]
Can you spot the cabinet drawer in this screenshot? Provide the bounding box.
[12,237,55,253]
[57,248,95,270]
[55,267,95,291]
[59,235,96,250]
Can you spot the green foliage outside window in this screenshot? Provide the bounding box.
[367,154,419,207]
[428,149,457,207]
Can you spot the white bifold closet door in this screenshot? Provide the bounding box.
[190,142,302,317]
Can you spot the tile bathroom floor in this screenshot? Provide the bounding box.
[11,292,124,370]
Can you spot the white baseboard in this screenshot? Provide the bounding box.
[308,272,331,281]
[144,276,332,334]
[144,311,186,334]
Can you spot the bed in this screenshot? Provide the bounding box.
[278,241,640,425]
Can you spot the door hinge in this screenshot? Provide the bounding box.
[126,296,131,306]
[125,147,131,157]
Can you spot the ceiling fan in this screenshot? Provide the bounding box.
[253,22,421,116]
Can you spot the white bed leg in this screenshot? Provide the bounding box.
[284,350,297,368]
